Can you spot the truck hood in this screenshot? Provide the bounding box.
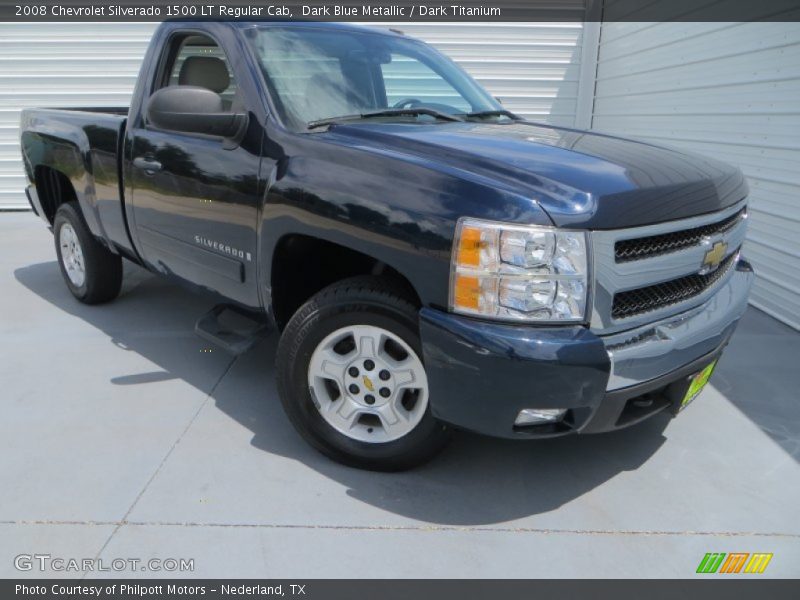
[322,120,747,229]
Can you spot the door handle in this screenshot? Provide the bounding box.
[133,156,162,173]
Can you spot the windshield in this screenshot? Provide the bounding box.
[245,25,505,130]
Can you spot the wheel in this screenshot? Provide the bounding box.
[53,202,122,304]
[276,276,450,471]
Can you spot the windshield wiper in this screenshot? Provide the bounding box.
[362,108,463,122]
[462,109,520,121]
[307,108,463,130]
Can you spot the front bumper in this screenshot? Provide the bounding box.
[419,258,754,439]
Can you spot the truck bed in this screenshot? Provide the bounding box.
[20,106,134,257]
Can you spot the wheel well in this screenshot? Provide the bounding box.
[270,235,421,329]
[34,166,76,224]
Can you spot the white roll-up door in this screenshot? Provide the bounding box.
[0,21,588,210]
[592,22,800,330]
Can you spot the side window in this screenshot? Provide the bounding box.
[381,53,471,112]
[162,34,238,109]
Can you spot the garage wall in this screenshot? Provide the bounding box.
[0,21,588,210]
[592,22,800,330]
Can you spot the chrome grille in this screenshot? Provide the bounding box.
[615,208,745,262]
[611,249,739,319]
[590,199,748,334]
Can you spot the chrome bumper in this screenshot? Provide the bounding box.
[603,258,753,391]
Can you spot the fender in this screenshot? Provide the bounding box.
[257,135,553,312]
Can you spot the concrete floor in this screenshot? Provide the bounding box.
[0,211,798,578]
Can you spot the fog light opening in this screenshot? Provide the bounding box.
[514,408,567,426]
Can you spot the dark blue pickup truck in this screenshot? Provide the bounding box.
[20,21,753,470]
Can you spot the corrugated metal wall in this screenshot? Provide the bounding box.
[0,21,587,209]
[592,21,800,330]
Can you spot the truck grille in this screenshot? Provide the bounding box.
[615,208,745,263]
[611,249,739,319]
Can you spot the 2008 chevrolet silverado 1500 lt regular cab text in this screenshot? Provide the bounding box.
[20,21,754,470]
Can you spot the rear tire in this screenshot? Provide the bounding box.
[53,202,122,304]
[276,276,450,471]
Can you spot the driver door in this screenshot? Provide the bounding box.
[128,31,261,307]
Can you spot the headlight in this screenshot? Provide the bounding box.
[449,218,589,322]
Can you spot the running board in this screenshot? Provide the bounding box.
[195,304,270,355]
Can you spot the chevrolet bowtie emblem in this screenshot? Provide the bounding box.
[703,241,728,270]
[362,375,375,392]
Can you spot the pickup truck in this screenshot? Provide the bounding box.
[20,20,753,470]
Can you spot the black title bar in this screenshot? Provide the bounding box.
[2,0,800,22]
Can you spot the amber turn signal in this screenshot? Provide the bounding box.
[455,225,483,268]
[453,274,481,311]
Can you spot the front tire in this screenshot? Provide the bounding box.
[53,202,122,304]
[276,276,450,471]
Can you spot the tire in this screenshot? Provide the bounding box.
[276,276,450,471]
[53,202,123,304]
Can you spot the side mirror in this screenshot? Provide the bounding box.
[146,86,246,138]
